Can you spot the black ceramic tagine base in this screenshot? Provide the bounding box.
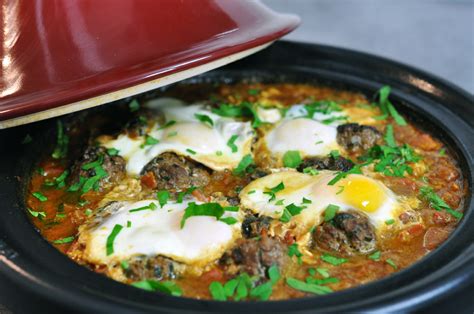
[0,41,473,313]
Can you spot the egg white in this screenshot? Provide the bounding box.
[100,98,255,175]
[80,199,240,266]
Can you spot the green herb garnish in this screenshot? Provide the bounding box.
[194,113,214,127]
[52,121,69,159]
[264,182,285,202]
[321,253,347,266]
[27,208,46,219]
[373,86,407,125]
[129,99,140,112]
[186,148,196,155]
[107,148,120,156]
[324,204,339,222]
[132,280,182,296]
[233,154,254,176]
[420,186,463,219]
[227,135,239,153]
[156,190,170,208]
[286,278,333,295]
[180,202,225,228]
[32,191,48,202]
[368,250,381,261]
[53,236,75,244]
[282,150,302,168]
[288,243,303,265]
[106,224,123,256]
[129,202,157,213]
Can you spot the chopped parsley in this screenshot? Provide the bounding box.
[368,250,381,261]
[194,113,214,127]
[106,148,120,156]
[141,134,159,148]
[316,268,330,278]
[373,86,407,126]
[327,163,365,186]
[106,224,123,256]
[128,99,140,112]
[384,124,396,147]
[219,217,238,225]
[233,154,254,176]
[329,150,340,159]
[304,100,343,118]
[176,186,196,203]
[288,243,303,264]
[180,202,226,228]
[302,197,312,204]
[280,203,304,223]
[282,150,302,168]
[129,202,157,213]
[167,131,178,138]
[52,121,69,159]
[385,219,395,225]
[132,280,182,296]
[156,190,170,208]
[53,170,69,189]
[212,102,262,128]
[321,253,347,266]
[227,135,239,153]
[420,186,463,219]
[158,120,176,130]
[215,150,223,156]
[264,182,285,202]
[32,191,48,202]
[186,148,197,155]
[84,208,93,216]
[127,220,132,228]
[120,260,129,270]
[27,208,46,219]
[209,265,280,301]
[286,277,332,295]
[53,236,75,244]
[366,144,420,177]
[439,148,446,156]
[247,190,256,195]
[324,204,339,222]
[386,258,397,269]
[303,167,319,176]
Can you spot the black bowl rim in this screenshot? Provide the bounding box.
[0,40,473,313]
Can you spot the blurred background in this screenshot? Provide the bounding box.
[263,0,474,93]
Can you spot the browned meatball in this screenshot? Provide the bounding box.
[298,156,354,172]
[313,211,376,255]
[241,214,273,238]
[220,236,288,278]
[141,152,211,191]
[122,255,184,281]
[70,146,126,189]
[337,123,382,153]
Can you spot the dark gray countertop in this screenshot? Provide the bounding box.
[263,0,474,93]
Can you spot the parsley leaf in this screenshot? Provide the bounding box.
[420,186,463,219]
[32,191,48,202]
[180,202,225,228]
[233,154,255,176]
[324,204,339,222]
[288,243,303,265]
[282,150,302,168]
[53,236,75,244]
[129,202,157,213]
[286,278,333,295]
[374,86,407,126]
[264,182,285,201]
[132,280,182,296]
[321,253,347,266]
[52,121,69,159]
[227,135,239,153]
[156,190,170,208]
[368,250,381,261]
[106,224,123,256]
[194,113,214,127]
[384,124,396,147]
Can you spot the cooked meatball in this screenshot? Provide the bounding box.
[70,146,126,188]
[220,237,288,278]
[336,123,381,153]
[141,152,211,191]
[297,156,354,172]
[313,211,376,255]
[122,255,184,281]
[241,215,273,238]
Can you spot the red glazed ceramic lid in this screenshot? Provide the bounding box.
[0,0,299,129]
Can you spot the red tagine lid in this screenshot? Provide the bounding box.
[0,0,299,128]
